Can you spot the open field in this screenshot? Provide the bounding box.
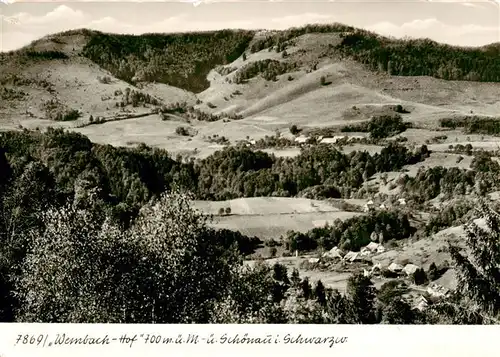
[210,211,361,239]
[192,197,363,239]
[192,196,343,216]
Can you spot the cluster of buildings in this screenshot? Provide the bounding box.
[363,198,406,212]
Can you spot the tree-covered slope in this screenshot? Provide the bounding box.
[80,30,255,93]
[336,32,500,82]
[250,24,500,82]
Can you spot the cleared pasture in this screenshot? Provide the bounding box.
[210,210,363,239]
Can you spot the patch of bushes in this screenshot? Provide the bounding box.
[41,99,81,121]
[97,75,112,84]
[122,88,160,107]
[249,24,356,53]
[412,268,428,286]
[159,102,241,122]
[439,116,500,135]
[289,125,301,135]
[207,135,230,145]
[233,59,298,83]
[24,50,68,60]
[341,114,410,139]
[252,135,297,149]
[424,200,475,235]
[175,126,191,136]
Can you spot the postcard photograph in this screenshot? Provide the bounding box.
[0,0,500,327]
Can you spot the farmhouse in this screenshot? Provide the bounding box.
[294,135,308,144]
[320,135,348,144]
[363,200,375,212]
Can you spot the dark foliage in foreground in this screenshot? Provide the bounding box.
[429,203,500,324]
[1,133,499,323]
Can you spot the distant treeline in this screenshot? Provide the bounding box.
[0,129,429,223]
[24,50,69,60]
[336,31,500,82]
[341,114,410,139]
[439,116,500,135]
[233,59,298,83]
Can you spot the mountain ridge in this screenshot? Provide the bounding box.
[1,22,500,157]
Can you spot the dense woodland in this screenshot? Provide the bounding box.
[0,129,430,211]
[335,32,500,82]
[1,133,499,322]
[440,116,500,135]
[286,210,413,253]
[80,30,254,93]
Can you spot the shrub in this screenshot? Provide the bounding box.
[412,268,428,285]
[97,76,112,84]
[394,104,410,114]
[175,126,190,136]
[289,125,300,135]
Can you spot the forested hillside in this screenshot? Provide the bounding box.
[0,129,429,215]
[80,30,254,92]
[336,32,500,81]
[1,133,499,323]
[4,23,500,97]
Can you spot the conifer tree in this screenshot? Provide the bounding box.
[433,202,500,324]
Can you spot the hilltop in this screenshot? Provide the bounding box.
[1,25,499,141]
[2,24,500,162]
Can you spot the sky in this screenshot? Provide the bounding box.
[1,1,499,52]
